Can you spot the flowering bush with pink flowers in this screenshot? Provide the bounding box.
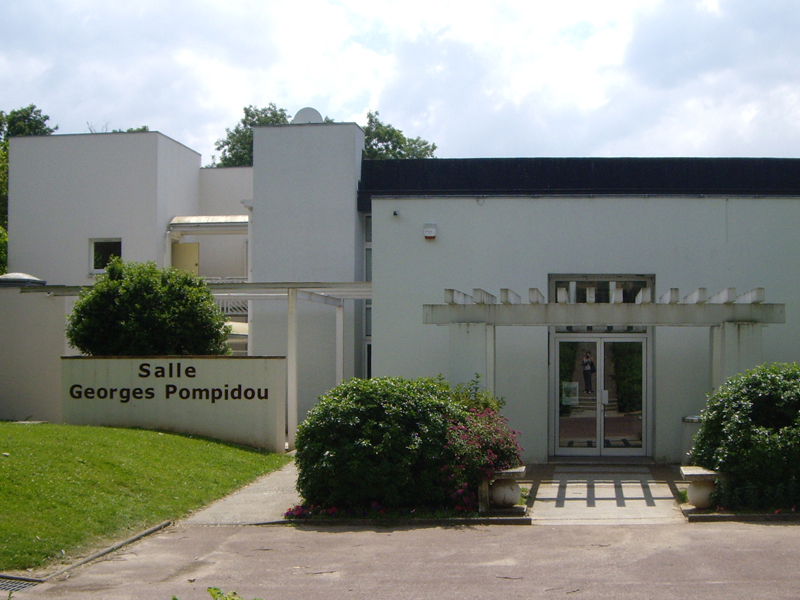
[448,408,523,488]
[290,376,522,518]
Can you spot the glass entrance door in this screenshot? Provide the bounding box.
[555,336,646,456]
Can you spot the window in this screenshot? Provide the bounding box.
[90,239,121,273]
[549,274,655,333]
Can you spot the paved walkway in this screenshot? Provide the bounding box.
[170,461,686,527]
[527,464,685,525]
[182,461,302,526]
[9,463,744,600]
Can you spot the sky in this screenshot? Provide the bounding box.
[3,0,800,163]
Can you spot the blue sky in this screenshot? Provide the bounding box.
[3,0,800,163]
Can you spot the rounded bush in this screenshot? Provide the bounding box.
[691,363,800,509]
[295,377,466,510]
[294,376,523,514]
[66,258,231,356]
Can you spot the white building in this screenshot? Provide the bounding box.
[2,110,798,464]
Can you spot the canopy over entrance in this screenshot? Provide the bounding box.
[424,285,785,392]
[167,215,249,236]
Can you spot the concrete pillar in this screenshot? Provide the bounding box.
[710,322,764,389]
[448,323,496,392]
[287,288,298,450]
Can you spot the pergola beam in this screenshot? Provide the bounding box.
[529,288,546,304]
[424,302,785,326]
[297,290,344,307]
[472,288,497,304]
[709,287,737,304]
[684,288,708,304]
[635,288,652,304]
[736,287,765,304]
[501,288,522,305]
[445,289,473,304]
[659,288,680,304]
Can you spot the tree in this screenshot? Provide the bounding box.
[210,105,436,167]
[0,104,58,229]
[363,111,436,160]
[66,258,231,356]
[112,125,149,133]
[86,123,150,133]
[212,104,290,167]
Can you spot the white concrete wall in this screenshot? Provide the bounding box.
[0,288,67,422]
[183,166,251,279]
[156,134,202,267]
[250,123,364,282]
[198,167,253,215]
[249,123,364,418]
[9,132,200,286]
[179,233,248,279]
[372,195,800,462]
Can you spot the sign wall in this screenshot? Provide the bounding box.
[62,356,286,452]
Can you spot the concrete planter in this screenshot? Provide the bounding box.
[489,479,521,508]
[680,466,718,509]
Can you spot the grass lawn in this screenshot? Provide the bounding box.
[0,422,291,572]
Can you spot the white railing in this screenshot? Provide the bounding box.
[203,276,248,284]
[216,298,248,316]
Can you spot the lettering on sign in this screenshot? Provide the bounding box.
[138,362,196,378]
[68,361,269,404]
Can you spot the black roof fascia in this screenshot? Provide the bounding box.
[357,157,800,212]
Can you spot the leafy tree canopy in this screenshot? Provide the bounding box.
[86,123,150,133]
[66,258,231,356]
[112,125,150,133]
[212,104,290,167]
[0,104,58,229]
[210,105,436,167]
[363,110,436,160]
[1,104,58,139]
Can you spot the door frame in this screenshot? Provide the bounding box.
[550,330,653,458]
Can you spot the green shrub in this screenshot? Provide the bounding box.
[691,363,800,509]
[66,258,231,356]
[450,374,505,412]
[206,588,260,600]
[173,588,261,600]
[295,377,465,511]
[294,376,522,514]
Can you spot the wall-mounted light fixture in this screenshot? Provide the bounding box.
[424,222,437,240]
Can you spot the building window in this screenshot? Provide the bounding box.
[549,274,654,333]
[90,239,121,273]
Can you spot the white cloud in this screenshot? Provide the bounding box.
[2,0,800,160]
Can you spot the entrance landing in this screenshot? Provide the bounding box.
[526,464,685,525]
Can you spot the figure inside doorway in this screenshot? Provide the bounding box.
[582,352,595,394]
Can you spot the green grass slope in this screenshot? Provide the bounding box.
[0,423,290,571]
